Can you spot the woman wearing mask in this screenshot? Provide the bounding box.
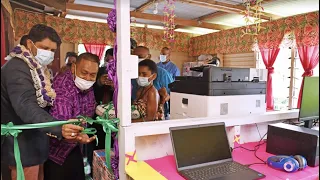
[96,59,164,122]
[44,52,98,180]
[133,59,164,122]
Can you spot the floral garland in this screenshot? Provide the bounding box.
[163,0,176,42]
[241,0,265,37]
[107,4,120,179]
[7,45,56,107]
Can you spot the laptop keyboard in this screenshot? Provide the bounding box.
[183,161,249,180]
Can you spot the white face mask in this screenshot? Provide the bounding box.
[75,76,95,91]
[32,42,55,66]
[74,65,95,90]
[136,76,152,87]
[159,55,167,63]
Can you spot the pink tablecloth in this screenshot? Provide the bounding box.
[144,142,319,180]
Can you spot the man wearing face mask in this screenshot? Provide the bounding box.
[132,46,173,119]
[157,47,180,80]
[43,52,98,180]
[1,24,83,180]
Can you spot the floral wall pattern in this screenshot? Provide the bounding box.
[14,9,193,52]
[190,11,319,56]
[14,9,318,55]
[190,26,256,56]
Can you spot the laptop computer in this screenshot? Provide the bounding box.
[170,122,265,180]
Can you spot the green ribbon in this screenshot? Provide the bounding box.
[1,122,24,180]
[1,120,97,180]
[1,109,119,180]
[78,115,119,172]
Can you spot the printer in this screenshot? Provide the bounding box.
[169,66,267,119]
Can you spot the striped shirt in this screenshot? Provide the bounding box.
[48,70,96,165]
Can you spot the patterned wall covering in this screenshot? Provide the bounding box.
[190,11,319,56]
[14,9,318,55]
[190,26,255,56]
[293,12,319,48]
[14,9,193,52]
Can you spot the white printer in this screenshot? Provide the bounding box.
[169,66,267,119]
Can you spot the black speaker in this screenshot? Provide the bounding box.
[266,123,319,167]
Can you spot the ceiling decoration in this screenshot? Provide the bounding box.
[241,0,265,36]
[163,0,176,42]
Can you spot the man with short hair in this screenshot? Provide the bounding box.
[157,47,180,80]
[19,34,29,47]
[1,24,83,180]
[103,48,114,67]
[132,46,173,119]
[44,52,99,180]
[56,52,78,77]
[94,48,114,108]
[65,52,78,67]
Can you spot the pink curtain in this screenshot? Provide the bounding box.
[1,8,6,67]
[296,45,319,108]
[84,44,106,60]
[259,48,281,110]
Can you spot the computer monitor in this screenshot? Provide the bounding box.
[299,76,319,128]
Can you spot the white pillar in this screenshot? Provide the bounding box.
[116,0,132,179]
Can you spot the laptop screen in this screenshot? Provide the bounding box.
[171,123,232,168]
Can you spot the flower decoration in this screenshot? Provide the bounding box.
[163,0,176,42]
[9,45,56,108]
[107,9,117,33]
[241,0,265,37]
[107,2,119,179]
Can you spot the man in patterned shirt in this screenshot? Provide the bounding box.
[44,52,99,180]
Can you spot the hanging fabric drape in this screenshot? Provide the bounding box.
[84,44,106,60]
[296,45,319,108]
[257,21,285,110]
[259,48,280,110]
[257,29,285,110]
[294,22,319,108]
[1,7,7,67]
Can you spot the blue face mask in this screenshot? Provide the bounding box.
[159,55,167,63]
[32,42,55,66]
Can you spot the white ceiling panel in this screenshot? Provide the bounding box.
[214,0,243,5]
[67,9,108,20]
[74,0,150,9]
[262,0,319,17]
[143,1,217,19]
[207,13,268,27]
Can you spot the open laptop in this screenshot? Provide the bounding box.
[170,122,265,180]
